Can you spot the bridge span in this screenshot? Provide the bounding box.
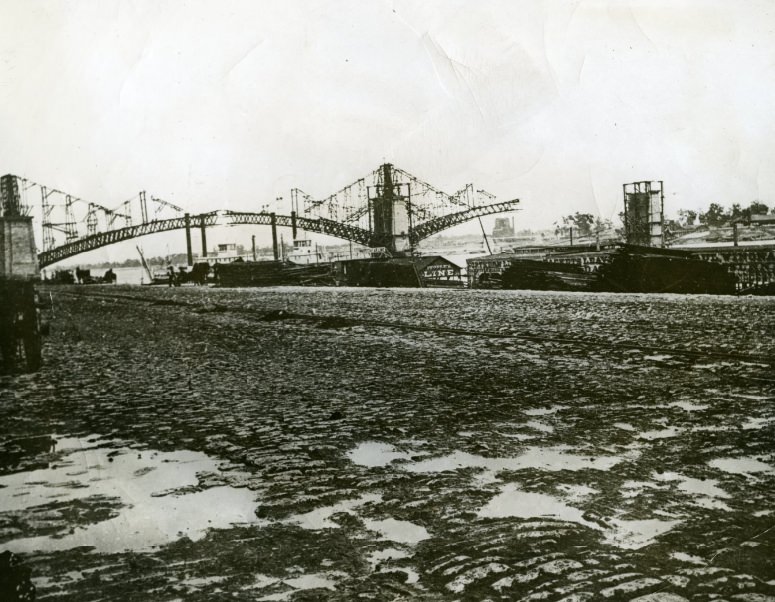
[38,199,521,269]
[6,164,520,269]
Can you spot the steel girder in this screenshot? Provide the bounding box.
[223,211,373,246]
[38,212,219,268]
[409,199,520,244]
[226,201,520,248]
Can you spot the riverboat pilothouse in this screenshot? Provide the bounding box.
[287,239,325,265]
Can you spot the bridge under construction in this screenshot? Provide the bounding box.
[0,164,519,269]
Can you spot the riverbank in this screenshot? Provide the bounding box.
[1,285,773,600]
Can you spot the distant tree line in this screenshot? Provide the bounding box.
[678,201,773,228]
[556,201,773,236]
[555,213,614,238]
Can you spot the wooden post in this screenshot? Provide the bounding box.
[271,213,278,260]
[596,222,600,251]
[200,217,208,258]
[184,213,193,266]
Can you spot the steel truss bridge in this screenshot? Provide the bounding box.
[0,165,520,269]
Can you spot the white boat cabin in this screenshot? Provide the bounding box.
[288,239,325,265]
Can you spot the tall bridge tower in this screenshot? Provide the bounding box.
[368,163,411,254]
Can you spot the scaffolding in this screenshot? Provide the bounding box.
[297,163,507,254]
[623,181,664,247]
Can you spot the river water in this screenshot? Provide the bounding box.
[109,266,146,285]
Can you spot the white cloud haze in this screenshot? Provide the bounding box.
[2,0,774,259]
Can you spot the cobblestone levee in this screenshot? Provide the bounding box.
[1,285,773,601]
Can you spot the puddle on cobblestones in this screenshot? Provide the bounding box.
[368,548,410,567]
[403,447,623,474]
[286,493,382,530]
[730,393,774,401]
[283,573,339,591]
[500,433,537,441]
[742,417,774,430]
[0,435,258,553]
[181,575,229,590]
[668,401,709,412]
[478,485,596,528]
[523,405,565,416]
[525,421,555,433]
[363,518,430,544]
[709,457,775,475]
[242,574,283,591]
[692,362,735,371]
[603,517,681,549]
[286,493,428,546]
[347,442,412,467]
[254,572,345,600]
[671,552,706,565]
[624,472,733,510]
[637,427,681,440]
[557,483,598,501]
[691,425,733,433]
[621,481,657,499]
[654,471,730,499]
[478,484,680,550]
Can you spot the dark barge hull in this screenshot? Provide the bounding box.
[501,259,597,292]
[595,245,737,295]
[214,261,333,287]
[497,246,737,295]
[332,258,423,288]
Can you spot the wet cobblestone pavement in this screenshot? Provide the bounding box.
[1,285,773,601]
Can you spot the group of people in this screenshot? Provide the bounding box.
[167,265,184,287]
[167,263,210,286]
[48,267,117,285]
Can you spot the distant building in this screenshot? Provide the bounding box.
[492,217,515,239]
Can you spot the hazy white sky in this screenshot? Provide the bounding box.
[2,0,774,258]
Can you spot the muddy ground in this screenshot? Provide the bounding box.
[1,285,773,601]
